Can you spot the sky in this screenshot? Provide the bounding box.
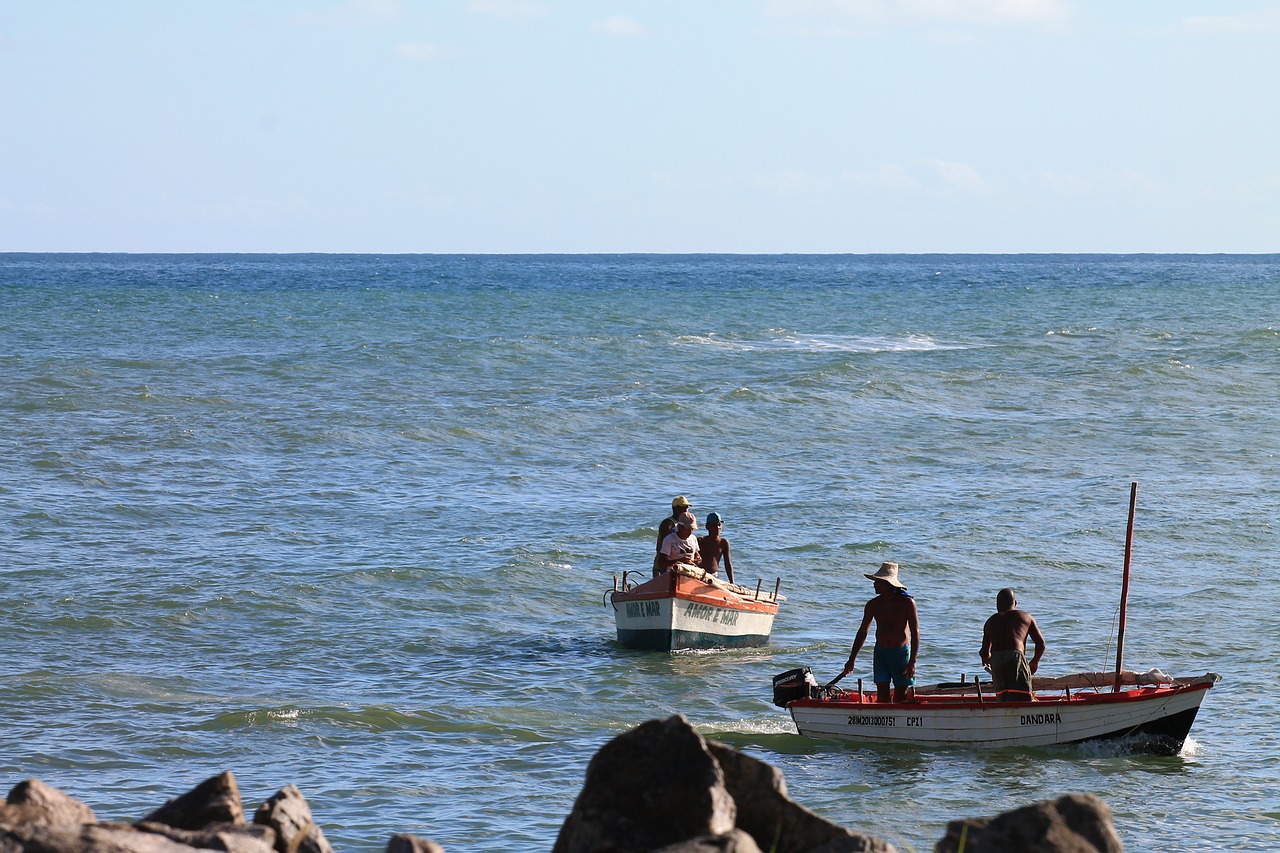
[2,0,1278,254]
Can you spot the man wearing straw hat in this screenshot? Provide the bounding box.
[837,562,920,703]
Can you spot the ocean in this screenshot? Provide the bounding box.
[1,253,1277,852]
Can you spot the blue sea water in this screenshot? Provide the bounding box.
[1,253,1278,852]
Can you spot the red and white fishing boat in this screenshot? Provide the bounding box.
[774,667,1218,755]
[608,563,783,651]
[773,483,1220,755]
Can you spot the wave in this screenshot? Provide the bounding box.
[677,333,976,354]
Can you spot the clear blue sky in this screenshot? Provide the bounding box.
[2,1,1277,253]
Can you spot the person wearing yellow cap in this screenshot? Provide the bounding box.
[653,496,692,577]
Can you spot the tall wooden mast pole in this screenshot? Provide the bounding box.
[1113,481,1138,692]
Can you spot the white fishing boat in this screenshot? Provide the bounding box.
[608,563,783,651]
[773,482,1219,755]
[774,667,1218,755]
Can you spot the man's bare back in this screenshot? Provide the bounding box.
[983,609,1037,653]
[980,589,1045,675]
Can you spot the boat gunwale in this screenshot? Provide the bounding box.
[611,574,780,615]
[787,677,1215,712]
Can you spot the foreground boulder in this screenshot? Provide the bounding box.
[386,833,446,853]
[0,721,1126,853]
[935,793,1123,852]
[1,818,278,853]
[2,822,271,853]
[133,821,276,853]
[706,742,891,853]
[253,785,333,853]
[552,715,895,853]
[552,716,738,853]
[0,774,291,853]
[1,779,96,829]
[142,772,246,830]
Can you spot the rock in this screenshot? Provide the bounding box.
[0,743,1127,853]
[142,772,246,829]
[252,785,333,853]
[2,822,235,853]
[552,715,738,853]
[552,716,896,853]
[133,820,277,853]
[386,833,447,853]
[706,742,894,853]
[649,828,764,852]
[935,793,1123,853]
[1,779,96,828]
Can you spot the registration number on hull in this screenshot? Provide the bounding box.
[843,713,1062,728]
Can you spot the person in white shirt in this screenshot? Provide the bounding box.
[652,496,693,576]
[658,512,701,572]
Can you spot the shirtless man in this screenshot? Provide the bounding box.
[980,588,1046,702]
[837,562,920,702]
[698,511,734,584]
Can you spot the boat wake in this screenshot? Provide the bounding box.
[1068,733,1201,760]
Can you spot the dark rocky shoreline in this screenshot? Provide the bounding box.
[1,715,1123,853]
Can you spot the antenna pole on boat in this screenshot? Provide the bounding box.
[1113,481,1138,693]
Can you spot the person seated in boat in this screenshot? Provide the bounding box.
[657,512,702,573]
[980,587,1046,702]
[653,496,693,576]
[838,562,919,703]
[698,511,735,584]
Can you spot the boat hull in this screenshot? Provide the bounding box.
[787,675,1217,755]
[611,567,779,651]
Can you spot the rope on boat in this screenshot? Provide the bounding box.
[670,563,787,602]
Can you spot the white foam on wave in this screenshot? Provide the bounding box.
[723,715,800,737]
[1069,732,1197,760]
[691,714,798,739]
[680,333,973,354]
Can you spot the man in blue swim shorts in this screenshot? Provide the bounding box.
[873,643,914,689]
[837,562,920,702]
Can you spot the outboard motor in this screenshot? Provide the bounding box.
[772,667,818,707]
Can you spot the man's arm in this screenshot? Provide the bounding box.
[1027,617,1046,673]
[905,598,919,677]
[842,605,875,674]
[721,539,734,584]
[656,520,672,553]
[979,616,995,669]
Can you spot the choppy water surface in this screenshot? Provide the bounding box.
[2,254,1278,851]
